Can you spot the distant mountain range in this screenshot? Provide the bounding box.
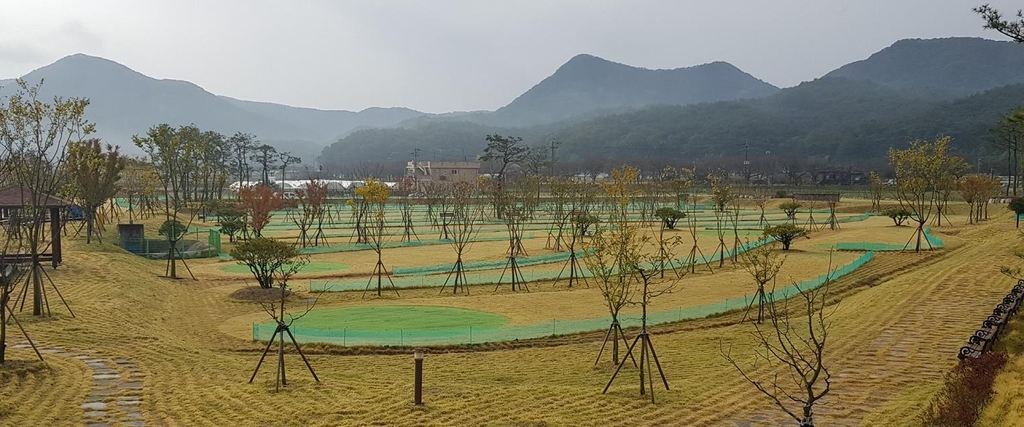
[322,37,1024,169]
[825,37,1024,98]
[4,37,1024,170]
[0,54,423,161]
[464,55,779,127]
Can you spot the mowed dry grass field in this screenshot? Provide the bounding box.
[0,204,1020,426]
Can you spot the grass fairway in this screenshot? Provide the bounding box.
[284,305,509,331]
[5,202,1022,426]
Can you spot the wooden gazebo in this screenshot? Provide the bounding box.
[0,186,70,268]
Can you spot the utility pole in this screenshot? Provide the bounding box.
[412,148,421,192]
[743,142,750,185]
[550,139,560,176]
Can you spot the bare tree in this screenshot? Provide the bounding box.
[293,179,328,247]
[585,224,638,367]
[440,182,478,294]
[603,251,679,403]
[356,178,399,298]
[722,260,838,427]
[247,249,323,392]
[740,242,785,323]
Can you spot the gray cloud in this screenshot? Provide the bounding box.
[1,0,1020,112]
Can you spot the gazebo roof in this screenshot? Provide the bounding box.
[0,186,71,208]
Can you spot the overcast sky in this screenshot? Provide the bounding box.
[0,0,1017,113]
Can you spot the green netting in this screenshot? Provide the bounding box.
[308,235,778,292]
[392,250,591,276]
[834,227,943,251]
[257,251,874,346]
[215,233,536,260]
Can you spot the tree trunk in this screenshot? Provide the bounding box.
[86,211,94,244]
[915,223,923,252]
[0,290,7,363]
[168,244,177,278]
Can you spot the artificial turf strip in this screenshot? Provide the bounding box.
[286,305,509,331]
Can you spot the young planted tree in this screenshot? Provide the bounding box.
[440,182,478,295]
[960,174,998,225]
[1,79,92,315]
[590,165,645,365]
[981,175,1002,221]
[495,180,532,292]
[889,137,963,251]
[740,242,785,323]
[557,212,598,288]
[933,155,968,227]
[663,166,694,209]
[555,180,598,288]
[603,249,679,403]
[754,197,770,227]
[119,158,160,223]
[709,174,734,268]
[585,225,639,367]
[765,224,806,251]
[683,195,714,274]
[868,172,885,212]
[293,179,329,247]
[780,201,802,224]
[243,242,320,392]
[723,265,839,427]
[355,178,398,297]
[399,197,419,242]
[238,185,284,238]
[546,177,572,251]
[66,139,127,243]
[134,124,206,279]
[653,207,684,278]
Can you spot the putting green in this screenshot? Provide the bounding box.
[288,305,509,331]
[221,261,348,274]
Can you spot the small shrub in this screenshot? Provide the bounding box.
[1009,197,1024,215]
[921,352,1008,427]
[763,224,806,250]
[774,190,788,198]
[159,220,187,241]
[883,207,911,226]
[779,201,801,220]
[230,237,306,289]
[654,207,686,229]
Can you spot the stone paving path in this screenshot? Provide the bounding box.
[12,342,145,427]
